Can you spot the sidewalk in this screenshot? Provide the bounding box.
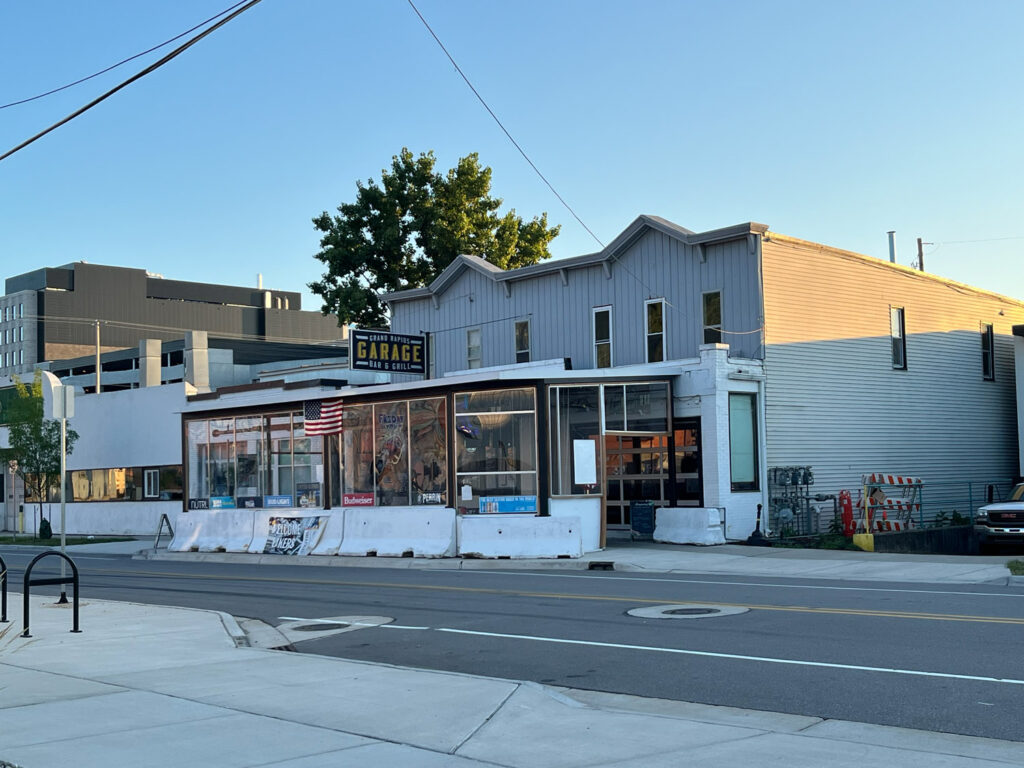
[2,592,1022,768]
[133,539,1021,584]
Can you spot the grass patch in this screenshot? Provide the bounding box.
[2,535,134,546]
[1007,559,1024,576]
[764,534,861,550]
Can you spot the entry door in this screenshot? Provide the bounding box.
[671,418,702,507]
[604,434,670,528]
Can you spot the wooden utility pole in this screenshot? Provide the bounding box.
[94,320,100,393]
[916,238,925,272]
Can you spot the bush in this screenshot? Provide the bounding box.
[38,517,53,539]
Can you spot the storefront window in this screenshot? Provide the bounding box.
[455,388,537,513]
[293,418,324,508]
[342,404,374,504]
[374,401,409,506]
[729,392,759,491]
[187,420,209,501]
[409,398,447,505]
[266,413,294,503]
[235,417,262,501]
[209,418,235,501]
[550,386,600,495]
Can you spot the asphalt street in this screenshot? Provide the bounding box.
[2,548,1022,741]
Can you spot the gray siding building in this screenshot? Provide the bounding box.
[387,215,1024,538]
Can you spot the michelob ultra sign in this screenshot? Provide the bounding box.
[350,329,426,374]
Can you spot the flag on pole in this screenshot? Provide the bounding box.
[303,398,343,435]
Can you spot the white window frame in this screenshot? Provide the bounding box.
[467,327,482,369]
[645,298,665,363]
[702,290,722,345]
[592,306,613,368]
[144,468,160,499]
[890,306,906,369]
[981,322,995,381]
[514,319,531,364]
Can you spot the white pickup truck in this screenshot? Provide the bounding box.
[975,483,1024,552]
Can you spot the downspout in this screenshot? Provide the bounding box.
[755,232,770,533]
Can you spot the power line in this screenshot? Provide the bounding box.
[0,0,263,164]
[405,0,604,250]
[0,0,251,110]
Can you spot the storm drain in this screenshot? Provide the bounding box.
[626,604,749,620]
[291,622,351,632]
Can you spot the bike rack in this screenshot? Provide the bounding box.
[154,512,175,549]
[0,554,7,623]
[22,551,81,637]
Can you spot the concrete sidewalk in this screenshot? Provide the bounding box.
[2,593,1022,768]
[133,539,1021,584]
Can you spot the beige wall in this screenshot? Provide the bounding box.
[762,234,1024,345]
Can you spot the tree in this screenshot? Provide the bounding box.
[0,372,78,537]
[309,148,561,328]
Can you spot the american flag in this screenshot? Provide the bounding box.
[303,398,343,435]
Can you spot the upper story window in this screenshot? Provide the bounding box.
[981,323,995,380]
[646,299,665,363]
[19,303,23,318]
[703,291,722,344]
[593,307,612,368]
[467,328,482,369]
[515,319,531,363]
[890,307,906,369]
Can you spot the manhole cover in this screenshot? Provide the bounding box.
[291,622,350,632]
[664,607,719,616]
[627,604,749,620]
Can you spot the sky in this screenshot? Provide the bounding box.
[2,0,1023,314]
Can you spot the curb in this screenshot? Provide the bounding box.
[215,610,250,647]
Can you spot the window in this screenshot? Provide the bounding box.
[19,303,23,318]
[515,319,530,363]
[890,307,906,369]
[19,326,23,341]
[728,393,758,491]
[144,469,160,499]
[467,328,482,369]
[455,388,537,513]
[702,291,722,344]
[593,307,612,368]
[981,323,995,380]
[645,299,664,362]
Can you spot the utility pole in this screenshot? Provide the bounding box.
[94,319,100,393]
[916,238,925,272]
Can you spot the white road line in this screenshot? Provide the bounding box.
[278,616,428,630]
[472,570,1024,599]
[430,627,1024,686]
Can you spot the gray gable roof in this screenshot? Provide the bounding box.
[385,215,768,305]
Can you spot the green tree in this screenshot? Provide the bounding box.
[309,148,561,328]
[0,372,78,536]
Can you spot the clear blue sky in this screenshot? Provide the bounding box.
[2,0,1022,314]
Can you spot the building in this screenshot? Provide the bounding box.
[386,215,1024,537]
[1,261,344,382]
[7,216,1022,555]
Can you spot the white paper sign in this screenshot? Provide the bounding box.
[461,484,473,501]
[573,439,597,485]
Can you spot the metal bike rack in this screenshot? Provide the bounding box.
[22,551,81,638]
[0,554,7,623]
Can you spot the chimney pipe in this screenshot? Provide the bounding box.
[887,231,896,264]
[257,273,263,290]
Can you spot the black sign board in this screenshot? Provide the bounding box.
[188,498,210,510]
[350,329,426,374]
[630,500,655,540]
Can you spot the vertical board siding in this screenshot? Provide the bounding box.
[762,235,1024,508]
[390,229,765,374]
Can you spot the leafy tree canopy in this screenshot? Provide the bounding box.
[0,372,79,522]
[309,148,561,328]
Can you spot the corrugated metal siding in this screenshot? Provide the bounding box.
[762,235,1024,503]
[390,229,765,374]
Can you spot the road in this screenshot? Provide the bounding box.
[3,549,1023,741]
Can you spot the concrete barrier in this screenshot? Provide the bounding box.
[549,497,601,552]
[654,507,725,546]
[457,515,582,558]
[310,511,346,555]
[167,511,207,552]
[338,506,456,557]
[197,510,257,552]
[248,511,328,555]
